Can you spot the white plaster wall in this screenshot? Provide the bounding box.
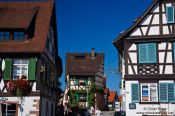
[159,65,163,74]
[129,53,137,63]
[0,79,5,92]
[166,52,172,63]
[152,14,159,24]
[148,26,160,35]
[128,66,133,75]
[163,26,169,34]
[164,65,173,74]
[159,52,165,63]
[32,82,36,92]
[128,44,137,51]
[141,15,152,25]
[141,27,148,35]
[152,4,159,13]
[125,81,175,116]
[131,28,142,36]
[158,43,166,50]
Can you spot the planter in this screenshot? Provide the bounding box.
[7,77,32,96]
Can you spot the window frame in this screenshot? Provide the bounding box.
[0,32,10,40]
[13,31,25,40]
[140,83,158,102]
[0,31,25,41]
[12,59,29,80]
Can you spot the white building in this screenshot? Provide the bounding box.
[113,0,175,115]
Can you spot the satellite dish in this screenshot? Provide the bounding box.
[1,59,5,71]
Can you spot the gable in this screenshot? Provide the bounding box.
[130,2,175,37]
[113,0,175,53]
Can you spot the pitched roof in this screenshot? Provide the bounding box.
[108,91,117,103]
[66,52,104,76]
[0,1,54,53]
[112,0,158,53]
[0,7,37,29]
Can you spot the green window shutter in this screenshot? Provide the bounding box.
[131,83,139,102]
[166,6,174,23]
[4,59,12,81]
[139,43,156,63]
[28,58,36,80]
[75,79,79,85]
[147,43,156,63]
[139,44,147,63]
[75,94,79,102]
[85,80,88,86]
[159,83,168,102]
[168,83,175,102]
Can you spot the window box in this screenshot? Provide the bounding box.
[6,76,32,96]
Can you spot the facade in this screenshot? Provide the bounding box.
[113,0,175,115]
[108,91,119,111]
[64,49,106,111]
[0,0,62,116]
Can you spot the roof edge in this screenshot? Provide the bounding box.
[113,0,159,50]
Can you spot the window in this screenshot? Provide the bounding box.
[1,104,16,116]
[0,32,10,40]
[159,83,175,102]
[141,83,158,102]
[166,6,174,23]
[13,59,29,80]
[138,43,157,63]
[13,32,25,40]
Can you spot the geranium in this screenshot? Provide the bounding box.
[6,75,32,96]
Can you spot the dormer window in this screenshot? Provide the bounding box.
[13,32,25,40]
[0,31,25,41]
[0,32,10,40]
[166,6,174,23]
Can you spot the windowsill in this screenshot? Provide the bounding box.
[139,102,175,104]
[139,102,160,104]
[0,40,26,42]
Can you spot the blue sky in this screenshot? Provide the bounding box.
[56,0,153,93]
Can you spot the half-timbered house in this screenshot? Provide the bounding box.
[64,49,106,111]
[113,0,175,115]
[0,0,62,116]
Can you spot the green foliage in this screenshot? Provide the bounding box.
[87,81,95,107]
[68,78,104,108]
[68,90,78,108]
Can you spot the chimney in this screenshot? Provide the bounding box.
[91,48,95,59]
